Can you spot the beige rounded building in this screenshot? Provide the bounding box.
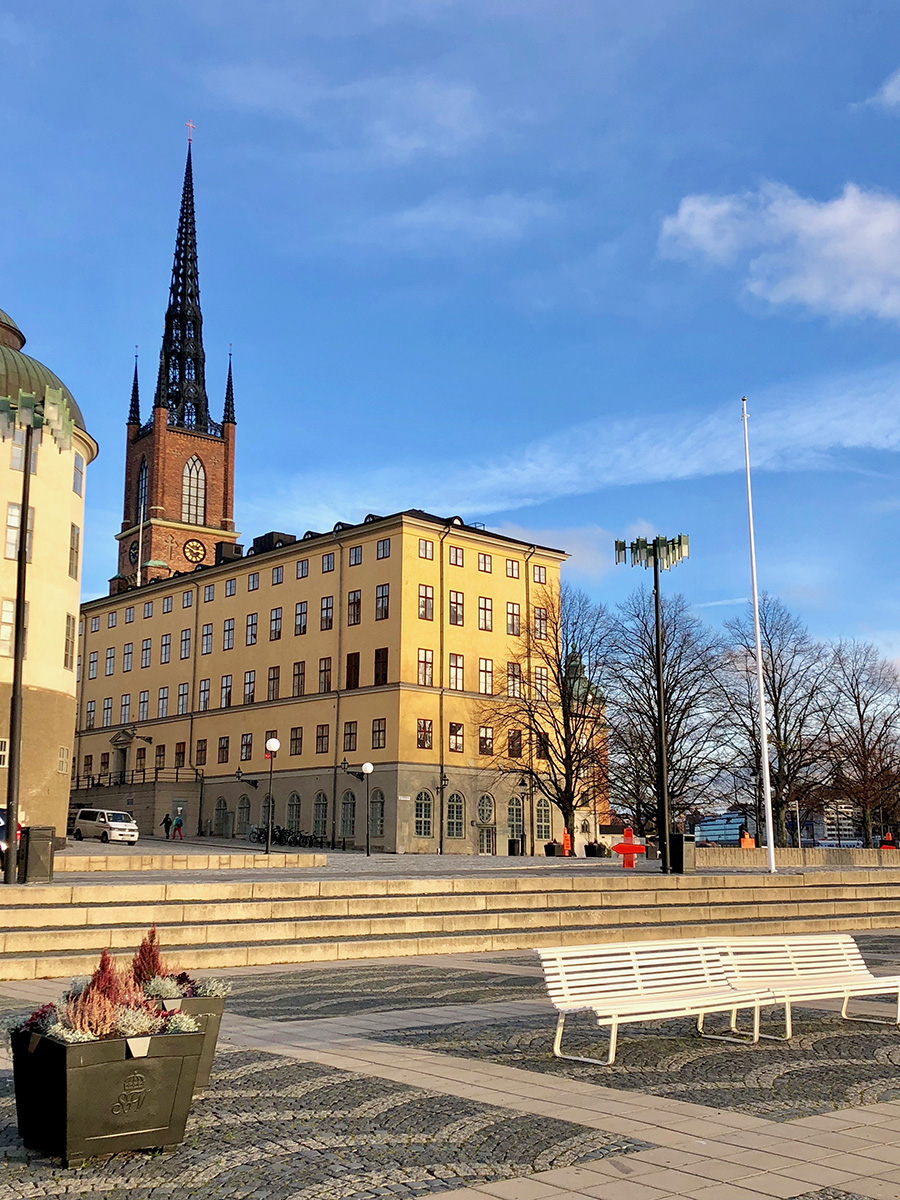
[0,308,98,837]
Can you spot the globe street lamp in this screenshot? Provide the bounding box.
[340,759,374,855]
[264,737,280,855]
[615,534,689,875]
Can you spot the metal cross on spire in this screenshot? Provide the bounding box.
[185,119,195,144]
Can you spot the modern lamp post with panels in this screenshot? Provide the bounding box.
[615,534,689,875]
[1,390,74,885]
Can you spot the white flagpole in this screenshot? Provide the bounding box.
[742,397,777,873]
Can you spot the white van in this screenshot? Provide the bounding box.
[73,809,139,844]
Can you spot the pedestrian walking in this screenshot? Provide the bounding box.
[160,813,172,839]
[172,813,184,841]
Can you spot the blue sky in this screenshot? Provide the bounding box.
[4,1,900,649]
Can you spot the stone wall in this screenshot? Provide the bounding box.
[695,846,900,868]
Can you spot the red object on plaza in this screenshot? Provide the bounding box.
[612,827,647,869]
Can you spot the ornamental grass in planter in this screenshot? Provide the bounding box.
[8,950,203,1167]
[132,925,231,1088]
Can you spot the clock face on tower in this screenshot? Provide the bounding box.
[128,541,139,565]
[183,539,206,564]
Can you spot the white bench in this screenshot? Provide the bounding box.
[708,934,900,1040]
[537,940,774,1065]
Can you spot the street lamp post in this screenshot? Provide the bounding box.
[1,389,74,885]
[264,737,280,855]
[340,758,374,855]
[615,534,689,875]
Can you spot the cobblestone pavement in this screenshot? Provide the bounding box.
[0,1046,648,1199]
[225,965,542,1020]
[375,1008,900,1122]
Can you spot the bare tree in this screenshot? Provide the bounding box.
[824,640,900,847]
[606,588,725,836]
[721,595,834,846]
[479,584,611,850]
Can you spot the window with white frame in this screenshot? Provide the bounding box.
[478,658,493,695]
[414,791,433,837]
[181,456,206,524]
[534,665,549,700]
[417,648,433,686]
[506,558,519,578]
[478,552,492,573]
[533,564,547,584]
[478,596,492,631]
[507,602,520,635]
[449,591,464,625]
[419,538,433,560]
[446,793,464,838]
[449,545,463,566]
[449,653,464,690]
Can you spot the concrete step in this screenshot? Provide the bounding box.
[3,906,900,980]
[2,871,899,980]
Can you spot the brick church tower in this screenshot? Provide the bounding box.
[112,141,237,594]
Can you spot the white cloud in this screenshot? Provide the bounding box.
[383,189,556,245]
[239,363,900,533]
[861,66,900,111]
[204,63,485,161]
[660,181,900,321]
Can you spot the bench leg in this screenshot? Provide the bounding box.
[552,1012,619,1067]
[698,1004,765,1045]
[840,990,900,1026]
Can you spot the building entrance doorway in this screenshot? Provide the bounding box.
[477,826,496,855]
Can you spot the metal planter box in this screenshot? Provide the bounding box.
[161,996,225,1087]
[11,1028,204,1167]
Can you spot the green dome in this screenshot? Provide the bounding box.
[0,309,86,431]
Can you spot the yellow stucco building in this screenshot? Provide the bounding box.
[74,511,568,854]
[0,308,98,841]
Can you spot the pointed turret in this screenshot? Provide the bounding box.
[153,143,211,432]
[223,350,235,424]
[128,353,141,425]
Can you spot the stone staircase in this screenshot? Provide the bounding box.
[2,869,900,980]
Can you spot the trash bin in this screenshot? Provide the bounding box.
[669,833,695,875]
[18,826,55,883]
[644,840,659,860]
[508,837,522,856]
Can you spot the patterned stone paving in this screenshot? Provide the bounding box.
[224,964,542,1021]
[0,1047,649,1198]
[376,1008,900,1122]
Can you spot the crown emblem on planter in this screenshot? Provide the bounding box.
[124,1072,145,1091]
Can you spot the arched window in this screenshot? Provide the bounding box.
[314,791,328,838]
[136,458,148,522]
[237,795,251,835]
[181,455,206,525]
[536,797,552,842]
[261,793,273,829]
[414,790,433,838]
[447,792,465,839]
[341,790,356,837]
[214,797,229,837]
[369,789,385,838]
[477,794,495,825]
[507,795,524,839]
[287,792,302,832]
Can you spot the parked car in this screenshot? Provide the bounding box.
[0,811,22,870]
[73,809,139,844]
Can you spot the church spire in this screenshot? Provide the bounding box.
[153,140,212,432]
[223,348,235,424]
[128,351,141,425]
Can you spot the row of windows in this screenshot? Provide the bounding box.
[87,541,551,631]
[83,645,549,702]
[4,504,80,580]
[82,646,391,728]
[417,587,546,637]
[0,604,77,671]
[84,646,390,698]
[10,434,84,496]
